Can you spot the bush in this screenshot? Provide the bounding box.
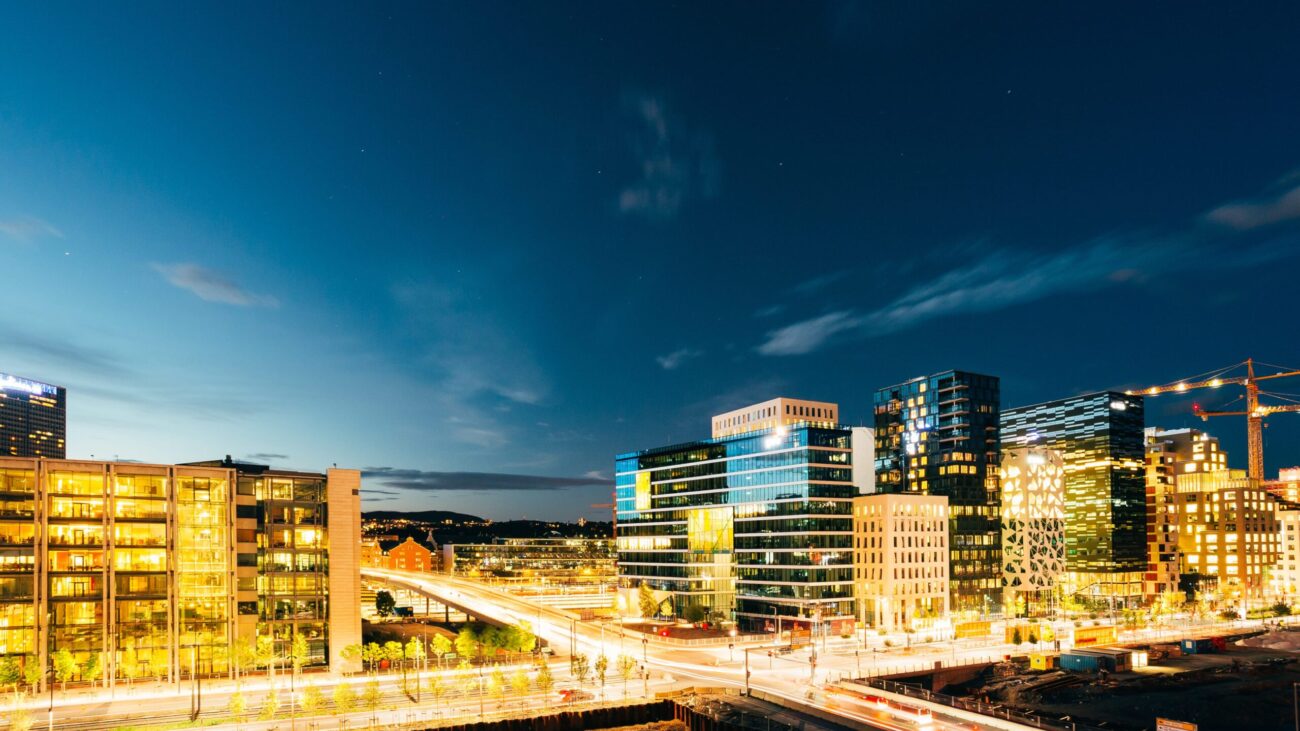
[1273,602,1292,617]
[683,604,707,623]
[1219,609,1240,621]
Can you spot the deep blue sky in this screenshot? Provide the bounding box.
[3,2,1300,520]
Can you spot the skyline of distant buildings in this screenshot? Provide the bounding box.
[0,371,66,459]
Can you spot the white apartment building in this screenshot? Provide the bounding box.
[853,493,948,631]
[1272,509,1300,600]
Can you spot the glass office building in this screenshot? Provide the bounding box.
[874,370,1002,614]
[0,456,361,687]
[616,400,871,633]
[0,373,66,458]
[1002,392,1146,601]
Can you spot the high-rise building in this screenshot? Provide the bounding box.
[1171,470,1280,604]
[1002,392,1146,602]
[712,398,839,439]
[1144,439,1183,600]
[852,493,948,631]
[874,370,1001,613]
[1000,447,1066,616]
[0,372,66,458]
[0,456,361,686]
[616,398,872,632]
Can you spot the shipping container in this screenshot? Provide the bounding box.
[1181,638,1215,654]
[1060,652,1101,672]
[1029,652,1059,670]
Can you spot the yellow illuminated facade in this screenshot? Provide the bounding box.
[853,493,949,631]
[1173,469,1280,603]
[1000,448,1066,615]
[0,456,361,687]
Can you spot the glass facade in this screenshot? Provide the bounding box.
[1002,392,1147,592]
[0,373,66,458]
[0,456,357,687]
[617,424,859,632]
[874,370,1002,613]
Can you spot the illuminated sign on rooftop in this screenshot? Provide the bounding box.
[0,373,59,397]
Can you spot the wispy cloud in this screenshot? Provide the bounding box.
[759,235,1296,356]
[362,467,613,493]
[656,347,703,370]
[754,304,786,318]
[1206,181,1300,230]
[0,217,62,243]
[790,271,849,295]
[246,452,289,462]
[618,91,721,220]
[758,310,863,356]
[152,263,279,307]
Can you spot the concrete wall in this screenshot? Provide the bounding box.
[327,468,362,674]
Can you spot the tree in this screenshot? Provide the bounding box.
[616,655,636,699]
[375,590,396,617]
[683,604,707,623]
[232,638,258,683]
[428,673,446,709]
[340,643,362,674]
[300,683,323,714]
[82,654,102,686]
[1027,631,1039,647]
[228,689,247,717]
[290,633,309,675]
[535,662,554,705]
[1011,627,1023,646]
[362,679,383,725]
[571,653,590,685]
[488,666,506,709]
[333,681,356,715]
[513,622,536,654]
[480,626,500,656]
[0,657,21,694]
[383,641,405,673]
[1273,602,1292,617]
[405,638,425,668]
[594,655,609,695]
[52,649,77,691]
[431,634,453,667]
[638,582,659,619]
[509,667,530,703]
[455,626,478,663]
[362,642,383,674]
[259,689,281,721]
[21,659,40,693]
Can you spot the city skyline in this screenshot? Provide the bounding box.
[4,3,1300,520]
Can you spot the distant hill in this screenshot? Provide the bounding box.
[362,509,612,544]
[362,509,486,523]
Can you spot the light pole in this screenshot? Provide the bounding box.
[743,648,751,696]
[640,638,648,698]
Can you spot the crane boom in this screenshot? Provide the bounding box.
[1126,358,1300,480]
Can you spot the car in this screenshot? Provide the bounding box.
[557,688,594,704]
[775,645,795,655]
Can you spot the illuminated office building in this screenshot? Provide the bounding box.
[1002,392,1146,603]
[1271,508,1300,599]
[1144,427,1228,475]
[0,373,66,458]
[616,398,873,632]
[1000,447,1066,616]
[1172,470,1279,603]
[1144,441,1182,599]
[874,370,1001,613]
[0,456,360,686]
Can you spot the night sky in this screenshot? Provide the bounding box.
[3,3,1299,520]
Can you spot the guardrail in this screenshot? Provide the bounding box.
[863,678,1111,731]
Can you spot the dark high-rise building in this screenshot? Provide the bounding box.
[874,370,1001,613]
[0,372,66,458]
[1002,391,1146,602]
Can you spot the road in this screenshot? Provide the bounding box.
[365,567,1037,731]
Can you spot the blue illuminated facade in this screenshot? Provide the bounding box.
[616,422,865,632]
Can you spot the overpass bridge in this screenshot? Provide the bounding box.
[363,568,528,631]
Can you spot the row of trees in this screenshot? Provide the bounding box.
[339,621,537,676]
[0,649,102,694]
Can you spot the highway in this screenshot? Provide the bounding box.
[365,567,1039,731]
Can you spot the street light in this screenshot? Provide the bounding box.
[640,638,648,698]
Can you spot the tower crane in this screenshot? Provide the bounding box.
[1125,358,1300,480]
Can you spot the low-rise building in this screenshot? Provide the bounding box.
[1272,509,1300,600]
[446,538,615,585]
[853,493,948,631]
[386,537,436,572]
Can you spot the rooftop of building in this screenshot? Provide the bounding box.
[616,419,855,461]
[181,454,330,478]
[1004,389,1140,413]
[0,371,64,394]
